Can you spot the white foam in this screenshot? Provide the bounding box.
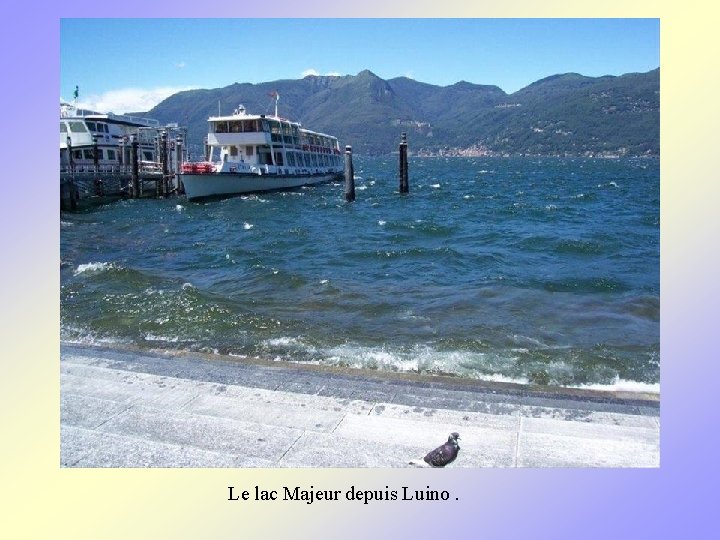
[430,183,441,188]
[74,262,113,276]
[60,221,73,227]
[264,336,303,347]
[572,377,660,394]
[175,204,184,212]
[243,222,254,230]
[144,334,179,343]
[378,220,386,226]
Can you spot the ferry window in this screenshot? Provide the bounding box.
[257,145,272,165]
[87,122,96,131]
[262,120,270,132]
[143,151,153,161]
[274,152,284,166]
[230,121,242,133]
[73,150,82,160]
[69,122,88,133]
[245,146,254,156]
[83,150,94,160]
[60,123,67,133]
[287,153,296,167]
[107,149,116,161]
[230,146,238,156]
[215,122,228,133]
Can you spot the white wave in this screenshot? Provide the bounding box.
[572,377,660,394]
[175,204,184,212]
[60,221,73,227]
[476,372,531,385]
[609,181,619,188]
[144,334,179,343]
[356,185,368,190]
[378,220,386,226]
[430,183,441,188]
[243,222,254,230]
[74,262,113,276]
[60,324,129,346]
[264,336,303,347]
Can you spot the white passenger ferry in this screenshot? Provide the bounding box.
[180,96,343,201]
[60,101,163,175]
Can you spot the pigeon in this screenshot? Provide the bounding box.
[409,432,461,467]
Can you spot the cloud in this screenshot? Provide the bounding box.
[70,86,199,113]
[175,61,186,69]
[301,69,343,78]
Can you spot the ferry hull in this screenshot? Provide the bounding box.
[181,172,342,201]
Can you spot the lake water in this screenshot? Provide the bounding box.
[60,156,659,391]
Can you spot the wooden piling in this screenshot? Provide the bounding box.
[160,131,169,197]
[399,132,409,194]
[65,136,77,210]
[130,136,139,198]
[93,136,99,175]
[344,145,355,202]
[119,137,126,173]
[175,136,184,194]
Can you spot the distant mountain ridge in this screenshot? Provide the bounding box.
[147,68,659,157]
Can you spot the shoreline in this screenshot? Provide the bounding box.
[61,341,660,406]
[60,342,659,467]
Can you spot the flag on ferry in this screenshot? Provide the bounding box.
[73,85,79,99]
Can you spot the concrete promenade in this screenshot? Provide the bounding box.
[61,343,660,468]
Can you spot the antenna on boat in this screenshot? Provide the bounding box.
[269,91,279,117]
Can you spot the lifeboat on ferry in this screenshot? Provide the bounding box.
[182,162,215,174]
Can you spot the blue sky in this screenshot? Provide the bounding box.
[61,18,659,113]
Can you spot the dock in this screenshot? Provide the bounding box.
[60,343,659,468]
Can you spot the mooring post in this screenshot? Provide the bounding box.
[92,136,99,174]
[399,132,409,194]
[130,135,139,198]
[344,145,355,202]
[160,130,169,196]
[175,136,184,194]
[66,136,75,175]
[65,136,77,211]
[119,136,125,173]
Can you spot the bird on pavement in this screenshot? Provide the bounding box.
[409,432,461,467]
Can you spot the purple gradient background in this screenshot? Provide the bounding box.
[4,2,718,538]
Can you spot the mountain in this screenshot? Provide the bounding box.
[147,68,659,157]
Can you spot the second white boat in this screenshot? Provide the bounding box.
[181,96,343,201]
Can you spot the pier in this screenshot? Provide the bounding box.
[61,344,659,468]
[60,127,186,211]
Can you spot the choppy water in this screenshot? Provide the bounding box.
[60,156,659,390]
